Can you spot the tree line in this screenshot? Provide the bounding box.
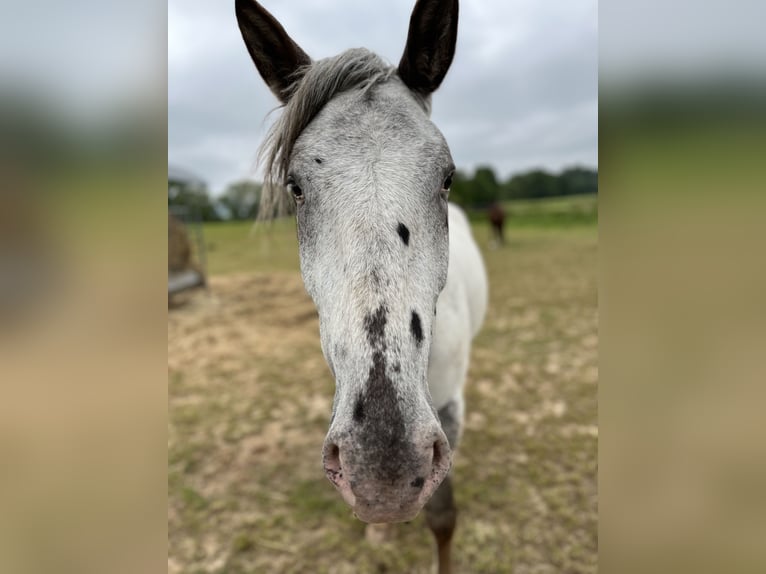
[168,165,598,222]
[449,165,598,208]
[168,179,262,222]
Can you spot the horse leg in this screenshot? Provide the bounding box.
[426,399,462,574]
[426,475,457,574]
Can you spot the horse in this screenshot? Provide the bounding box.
[235,1,487,571]
[488,201,506,246]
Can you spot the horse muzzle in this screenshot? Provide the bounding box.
[322,427,452,523]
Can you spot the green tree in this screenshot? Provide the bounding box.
[558,166,598,196]
[168,183,221,221]
[503,169,559,199]
[472,166,500,206]
[448,167,500,208]
[447,169,472,208]
[218,180,262,220]
[502,166,597,200]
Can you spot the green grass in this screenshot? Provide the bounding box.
[500,194,597,226]
[201,218,300,276]
[461,194,597,227]
[170,199,597,573]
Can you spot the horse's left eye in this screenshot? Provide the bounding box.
[442,173,453,192]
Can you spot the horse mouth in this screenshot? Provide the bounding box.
[327,465,450,524]
[326,475,421,523]
[323,432,453,523]
[352,501,422,524]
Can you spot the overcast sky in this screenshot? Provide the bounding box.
[169,0,598,194]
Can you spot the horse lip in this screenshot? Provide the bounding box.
[327,474,357,508]
[329,478,425,523]
[352,502,422,524]
[338,486,356,508]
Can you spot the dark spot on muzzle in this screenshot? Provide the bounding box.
[364,305,387,347]
[357,306,409,480]
[410,476,425,489]
[353,394,365,422]
[410,310,423,346]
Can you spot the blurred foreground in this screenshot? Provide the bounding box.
[600,81,766,573]
[0,13,167,568]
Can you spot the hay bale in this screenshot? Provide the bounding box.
[168,213,193,272]
[168,213,205,301]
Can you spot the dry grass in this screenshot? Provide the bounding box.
[168,220,597,573]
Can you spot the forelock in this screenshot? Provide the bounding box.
[257,49,398,219]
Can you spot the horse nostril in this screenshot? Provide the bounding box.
[323,442,343,486]
[410,476,425,489]
[321,440,357,508]
[430,438,451,479]
[432,440,443,466]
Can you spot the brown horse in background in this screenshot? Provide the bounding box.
[488,201,505,246]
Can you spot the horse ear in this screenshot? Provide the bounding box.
[398,0,459,96]
[235,0,312,103]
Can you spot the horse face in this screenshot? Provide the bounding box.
[293,83,454,522]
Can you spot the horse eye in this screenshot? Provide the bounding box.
[442,173,453,191]
[287,180,304,202]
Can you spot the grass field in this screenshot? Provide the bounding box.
[499,194,597,227]
[168,199,598,573]
[465,194,597,227]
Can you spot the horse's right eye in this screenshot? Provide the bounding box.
[287,179,304,203]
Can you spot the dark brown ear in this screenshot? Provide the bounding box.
[235,0,312,103]
[398,0,459,96]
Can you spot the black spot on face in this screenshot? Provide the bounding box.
[364,305,387,347]
[314,157,322,164]
[410,311,423,346]
[357,306,409,480]
[397,223,410,246]
[411,476,425,489]
[359,349,408,480]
